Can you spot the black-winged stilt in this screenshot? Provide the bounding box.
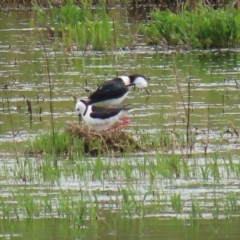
[88,75,148,105]
[75,99,131,131]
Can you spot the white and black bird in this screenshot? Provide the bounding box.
[88,75,149,105]
[75,99,131,131]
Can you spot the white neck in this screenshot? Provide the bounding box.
[119,76,131,85]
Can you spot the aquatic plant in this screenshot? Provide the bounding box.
[1,199,11,220]
[58,192,88,228]
[2,89,20,161]
[142,4,240,49]
[120,187,141,217]
[15,193,40,218]
[171,192,182,213]
[190,197,202,219]
[1,149,240,222]
[28,130,71,156]
[34,0,113,51]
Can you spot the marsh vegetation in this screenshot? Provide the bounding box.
[1,1,240,239]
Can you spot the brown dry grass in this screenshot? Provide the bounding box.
[65,123,142,156]
[1,0,66,7]
[0,0,229,7]
[0,0,121,7]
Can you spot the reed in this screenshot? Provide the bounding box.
[92,157,104,182]
[43,45,56,160]
[28,130,70,156]
[142,4,240,49]
[57,190,99,228]
[171,193,182,214]
[151,154,180,179]
[190,197,202,219]
[212,197,221,219]
[1,199,11,220]
[120,187,138,217]
[138,127,195,155]
[210,155,221,182]
[33,0,114,51]
[2,90,19,162]
[15,193,40,218]
[41,156,61,182]
[0,151,239,221]
[175,74,196,154]
[42,196,53,216]
[225,192,238,213]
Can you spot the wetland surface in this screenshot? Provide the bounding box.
[1,7,240,240]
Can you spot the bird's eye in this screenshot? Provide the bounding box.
[77,108,79,111]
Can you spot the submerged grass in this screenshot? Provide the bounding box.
[1,149,240,222]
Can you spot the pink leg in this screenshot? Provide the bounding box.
[113,120,131,131]
[119,116,130,122]
[108,117,131,131]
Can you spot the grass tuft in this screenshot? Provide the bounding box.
[33,0,114,51]
[27,124,142,157]
[142,4,240,49]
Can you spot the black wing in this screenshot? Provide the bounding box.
[89,78,128,104]
[90,105,124,119]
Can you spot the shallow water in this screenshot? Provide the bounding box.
[1,7,240,240]
[1,217,240,240]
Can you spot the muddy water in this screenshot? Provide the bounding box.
[1,8,240,240]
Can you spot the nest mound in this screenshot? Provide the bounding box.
[65,124,142,156]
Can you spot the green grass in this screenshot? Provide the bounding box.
[190,197,202,219]
[0,151,240,221]
[171,193,182,213]
[33,0,113,51]
[27,130,74,156]
[142,5,240,49]
[2,121,240,223]
[27,123,146,157]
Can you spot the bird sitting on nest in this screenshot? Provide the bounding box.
[76,74,149,131]
[88,74,149,106]
[75,99,131,131]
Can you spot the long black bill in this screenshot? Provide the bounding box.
[78,114,82,124]
[145,88,150,95]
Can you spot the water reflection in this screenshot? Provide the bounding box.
[0,217,240,240]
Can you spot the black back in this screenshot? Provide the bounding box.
[89,78,128,104]
[90,105,125,119]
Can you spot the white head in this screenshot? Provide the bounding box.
[132,75,148,89]
[118,75,148,89]
[75,100,87,116]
